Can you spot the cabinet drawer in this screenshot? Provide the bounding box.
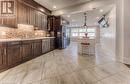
[0,42,6,47]
[22,40,33,44]
[33,40,42,43]
[7,41,21,46]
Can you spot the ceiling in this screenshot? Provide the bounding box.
[34,0,115,27]
[62,4,114,27]
[34,0,92,11]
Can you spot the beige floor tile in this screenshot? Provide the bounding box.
[0,43,129,84]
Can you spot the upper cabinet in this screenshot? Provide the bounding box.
[0,0,51,30]
[47,16,61,31]
[17,1,49,30]
[47,16,69,31]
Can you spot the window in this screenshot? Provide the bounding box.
[79,33,85,37]
[72,33,78,37]
[87,29,95,33]
[71,28,79,37]
[87,28,96,38]
[70,27,96,38]
[71,28,78,32]
[87,33,95,37]
[79,29,87,32]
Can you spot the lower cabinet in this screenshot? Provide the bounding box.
[50,38,55,50]
[42,39,50,53]
[33,40,42,57]
[0,43,7,70]
[7,42,22,67]
[21,40,33,61]
[0,38,55,72]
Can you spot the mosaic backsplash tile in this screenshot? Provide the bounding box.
[0,24,47,39]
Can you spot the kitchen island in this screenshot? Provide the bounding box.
[78,37,95,55]
[0,37,55,72]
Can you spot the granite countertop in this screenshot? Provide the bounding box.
[0,37,55,42]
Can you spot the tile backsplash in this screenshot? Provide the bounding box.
[0,24,47,39]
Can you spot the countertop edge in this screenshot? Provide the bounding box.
[0,37,55,42]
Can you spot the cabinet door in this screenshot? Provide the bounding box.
[7,44,21,67]
[0,47,7,70]
[42,40,46,53]
[33,41,42,57]
[38,12,42,29]
[47,39,50,52]
[30,8,35,25]
[50,38,55,50]
[35,11,38,27]
[42,39,49,53]
[17,2,27,24]
[22,43,33,60]
[41,14,47,30]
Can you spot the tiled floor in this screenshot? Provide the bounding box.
[0,43,130,84]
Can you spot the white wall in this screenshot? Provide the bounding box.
[96,26,100,43]
[116,0,124,63]
[116,0,130,64]
[123,0,130,64]
[100,7,116,58]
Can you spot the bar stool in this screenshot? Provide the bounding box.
[81,42,90,56]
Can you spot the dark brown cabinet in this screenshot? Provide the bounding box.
[7,42,21,67]
[42,39,50,53]
[0,38,55,72]
[33,40,42,57]
[47,16,61,31]
[17,1,48,30]
[21,40,33,61]
[0,43,7,70]
[50,38,55,50]
[0,0,50,28]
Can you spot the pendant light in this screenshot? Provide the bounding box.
[83,12,88,28]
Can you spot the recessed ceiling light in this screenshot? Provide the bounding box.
[96,17,100,19]
[67,15,71,18]
[88,5,93,9]
[59,11,63,15]
[53,5,57,9]
[39,8,45,12]
[100,9,103,12]
[72,20,75,22]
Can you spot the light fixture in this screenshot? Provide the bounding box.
[88,5,93,10]
[59,11,63,15]
[72,19,75,22]
[1,31,6,35]
[52,0,56,9]
[96,17,100,19]
[53,5,56,9]
[67,15,71,18]
[83,12,88,28]
[100,9,103,12]
[39,8,45,12]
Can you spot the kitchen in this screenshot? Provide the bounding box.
[0,0,70,72]
[0,0,130,84]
